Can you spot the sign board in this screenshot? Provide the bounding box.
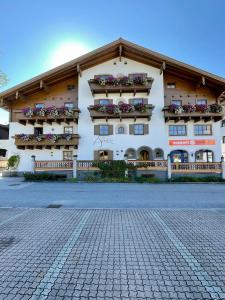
[169,139,216,146]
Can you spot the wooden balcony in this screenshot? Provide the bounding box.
[15,134,79,150]
[163,106,224,122]
[88,104,154,121]
[88,78,154,96]
[13,109,80,126]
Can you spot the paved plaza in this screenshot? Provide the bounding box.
[0,179,225,299]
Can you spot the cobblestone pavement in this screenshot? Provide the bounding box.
[0,208,225,299]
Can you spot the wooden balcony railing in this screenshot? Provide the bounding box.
[13,108,80,126]
[35,160,73,171]
[127,160,167,170]
[88,77,154,96]
[171,162,222,173]
[88,104,154,121]
[15,134,80,150]
[163,106,224,122]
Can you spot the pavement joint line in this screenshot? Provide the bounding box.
[151,211,225,300]
[0,209,31,228]
[31,210,92,300]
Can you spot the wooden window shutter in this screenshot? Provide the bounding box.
[94,151,99,160]
[109,125,113,135]
[94,125,100,135]
[129,124,134,135]
[108,150,113,160]
[94,99,100,105]
[143,98,148,105]
[144,124,149,135]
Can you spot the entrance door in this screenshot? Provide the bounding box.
[140,150,149,161]
[170,150,188,163]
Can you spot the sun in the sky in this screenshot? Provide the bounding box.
[50,41,90,67]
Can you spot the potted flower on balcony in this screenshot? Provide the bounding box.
[209,103,223,113]
[35,135,44,142]
[22,107,34,118]
[134,103,147,113]
[47,106,59,118]
[182,103,196,113]
[168,104,183,114]
[34,107,47,117]
[18,134,33,141]
[62,134,72,141]
[46,133,60,143]
[195,104,209,113]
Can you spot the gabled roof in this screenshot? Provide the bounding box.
[1,38,225,105]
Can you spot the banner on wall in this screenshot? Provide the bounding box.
[169,139,216,146]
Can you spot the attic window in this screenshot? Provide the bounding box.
[167,83,176,89]
[67,85,76,91]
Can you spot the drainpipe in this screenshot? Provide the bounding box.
[31,155,36,174]
[167,154,172,181]
[73,154,78,178]
[221,156,225,180]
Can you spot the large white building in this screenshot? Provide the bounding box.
[0,39,225,176]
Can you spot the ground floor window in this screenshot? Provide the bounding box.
[0,149,7,157]
[169,125,186,136]
[99,150,109,160]
[63,151,73,160]
[170,150,188,163]
[195,150,213,162]
[64,126,73,134]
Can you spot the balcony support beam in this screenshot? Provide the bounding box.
[40,80,49,92]
[15,91,26,101]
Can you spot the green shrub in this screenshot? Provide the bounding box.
[83,176,131,183]
[135,175,161,183]
[7,155,20,170]
[24,173,66,181]
[172,176,224,183]
[93,160,128,178]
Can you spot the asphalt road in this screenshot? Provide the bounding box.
[0,177,225,208]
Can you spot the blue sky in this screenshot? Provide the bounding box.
[1,0,225,124]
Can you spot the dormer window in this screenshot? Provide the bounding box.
[167,83,176,89]
[128,73,147,81]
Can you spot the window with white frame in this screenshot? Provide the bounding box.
[167,83,176,89]
[63,151,73,160]
[171,99,182,106]
[99,99,110,105]
[169,125,187,136]
[194,125,212,135]
[64,102,74,109]
[99,125,109,136]
[64,126,73,134]
[131,98,144,105]
[117,126,125,134]
[35,103,45,109]
[196,99,207,105]
[134,124,144,135]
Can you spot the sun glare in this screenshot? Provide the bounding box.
[51,42,90,67]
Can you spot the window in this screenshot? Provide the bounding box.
[35,103,45,109]
[99,125,109,136]
[167,83,176,89]
[134,124,144,135]
[94,74,112,80]
[130,98,144,105]
[99,150,109,160]
[63,151,73,160]
[194,125,212,135]
[64,102,74,109]
[67,85,76,91]
[128,73,147,80]
[195,150,213,163]
[64,126,73,134]
[117,126,125,134]
[196,99,207,105]
[169,125,187,136]
[99,99,110,105]
[34,127,43,135]
[171,100,182,106]
[154,148,164,159]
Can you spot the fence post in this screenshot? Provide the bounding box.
[221,156,225,180]
[167,154,171,181]
[124,154,128,177]
[73,155,78,178]
[31,155,36,174]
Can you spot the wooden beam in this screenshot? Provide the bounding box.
[202,76,206,86]
[40,80,49,92]
[77,64,82,77]
[15,91,26,101]
[160,61,166,75]
[119,45,122,62]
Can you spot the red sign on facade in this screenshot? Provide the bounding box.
[169,139,216,146]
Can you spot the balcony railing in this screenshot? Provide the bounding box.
[127,160,167,170]
[88,104,154,120]
[171,162,222,173]
[13,107,80,125]
[15,134,79,150]
[163,104,224,122]
[88,74,154,96]
[35,160,73,171]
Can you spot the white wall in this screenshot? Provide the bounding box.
[78,57,167,160]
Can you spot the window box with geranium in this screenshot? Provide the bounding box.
[88,103,154,120]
